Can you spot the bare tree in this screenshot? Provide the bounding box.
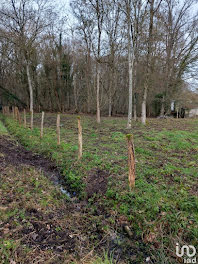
[71,0,95,113]
[141,0,163,124]
[160,0,198,114]
[141,0,154,124]
[125,0,134,128]
[89,0,105,123]
[103,0,121,117]
[0,0,52,126]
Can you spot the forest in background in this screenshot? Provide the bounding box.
[0,0,198,125]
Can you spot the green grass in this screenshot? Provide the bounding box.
[0,120,7,134]
[92,252,114,264]
[1,113,198,263]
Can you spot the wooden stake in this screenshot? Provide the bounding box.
[126,134,136,189]
[56,113,60,145]
[30,110,33,130]
[24,109,27,128]
[78,116,82,159]
[40,111,44,138]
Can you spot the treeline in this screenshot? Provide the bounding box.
[0,0,197,125]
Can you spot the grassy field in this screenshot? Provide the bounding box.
[1,114,198,263]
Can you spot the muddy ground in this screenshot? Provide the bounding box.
[0,134,150,263]
[0,135,60,179]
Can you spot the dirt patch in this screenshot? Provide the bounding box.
[0,206,76,253]
[86,169,109,198]
[21,209,76,253]
[0,135,62,185]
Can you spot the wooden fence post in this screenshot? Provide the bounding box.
[126,134,136,189]
[78,116,82,159]
[40,111,44,138]
[30,110,33,130]
[56,113,60,145]
[24,109,27,128]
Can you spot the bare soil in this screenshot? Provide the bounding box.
[86,169,109,198]
[0,135,60,182]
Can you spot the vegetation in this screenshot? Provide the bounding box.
[0,0,197,125]
[0,120,7,134]
[1,113,198,263]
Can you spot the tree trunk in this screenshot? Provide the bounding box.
[54,88,61,112]
[160,95,165,116]
[134,93,137,121]
[86,73,91,113]
[127,53,133,128]
[67,92,70,110]
[108,93,112,117]
[108,74,112,117]
[73,73,78,112]
[24,109,26,128]
[126,3,134,129]
[87,84,91,113]
[26,62,33,129]
[141,0,154,125]
[12,106,15,118]
[47,83,52,112]
[141,84,147,125]
[56,113,60,145]
[96,66,100,123]
[86,51,91,113]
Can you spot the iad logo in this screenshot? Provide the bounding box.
[176,243,197,263]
